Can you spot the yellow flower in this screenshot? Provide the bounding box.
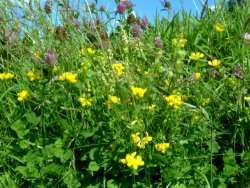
[172,34,187,48]
[112,63,125,76]
[33,51,41,58]
[107,95,120,108]
[148,104,156,112]
[155,143,170,153]
[17,90,29,102]
[27,70,41,81]
[0,72,14,80]
[131,132,152,149]
[58,72,78,84]
[131,132,141,144]
[87,47,95,55]
[208,59,221,67]
[78,97,92,107]
[193,72,201,80]
[142,132,152,145]
[214,22,225,32]
[165,95,184,109]
[189,52,204,61]
[131,87,147,98]
[244,96,250,102]
[120,152,144,170]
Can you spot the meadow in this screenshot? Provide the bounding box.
[0,0,250,187]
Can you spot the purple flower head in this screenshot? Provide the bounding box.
[132,24,142,37]
[233,64,244,79]
[154,36,163,48]
[140,16,148,29]
[45,49,57,65]
[244,32,250,43]
[117,1,127,14]
[117,0,133,14]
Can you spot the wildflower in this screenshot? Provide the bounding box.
[172,35,187,48]
[154,36,163,49]
[17,90,29,102]
[193,72,201,80]
[165,94,184,109]
[132,24,142,37]
[117,1,127,14]
[131,132,141,144]
[120,152,144,170]
[58,72,78,84]
[142,132,152,145]
[155,143,170,153]
[214,22,225,32]
[131,132,152,149]
[208,59,221,67]
[0,72,14,80]
[189,52,204,61]
[44,49,57,65]
[87,47,95,55]
[78,97,92,107]
[131,87,147,98]
[140,16,149,29]
[233,64,244,79]
[244,96,250,102]
[27,70,41,81]
[243,33,250,43]
[148,104,156,112]
[112,63,125,76]
[107,95,120,108]
[33,51,41,58]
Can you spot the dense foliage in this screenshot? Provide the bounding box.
[0,0,250,187]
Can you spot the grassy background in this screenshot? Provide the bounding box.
[0,0,250,187]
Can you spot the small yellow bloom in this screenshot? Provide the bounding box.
[17,90,29,102]
[87,47,95,55]
[78,97,92,107]
[107,95,120,108]
[131,132,141,145]
[112,63,125,76]
[0,72,14,80]
[33,51,41,58]
[155,143,170,153]
[120,152,144,170]
[131,87,147,98]
[193,72,201,80]
[214,22,225,32]
[27,70,41,81]
[172,34,187,48]
[148,104,156,112]
[165,95,184,109]
[142,132,152,145]
[189,52,204,61]
[58,72,78,84]
[208,59,221,67]
[244,96,250,102]
[131,132,152,149]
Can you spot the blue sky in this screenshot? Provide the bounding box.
[85,0,216,21]
[11,0,217,24]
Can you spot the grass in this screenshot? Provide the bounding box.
[0,0,250,187]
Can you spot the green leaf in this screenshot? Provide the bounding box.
[25,112,40,125]
[11,120,29,138]
[107,179,119,188]
[63,169,81,188]
[88,161,100,172]
[81,128,98,139]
